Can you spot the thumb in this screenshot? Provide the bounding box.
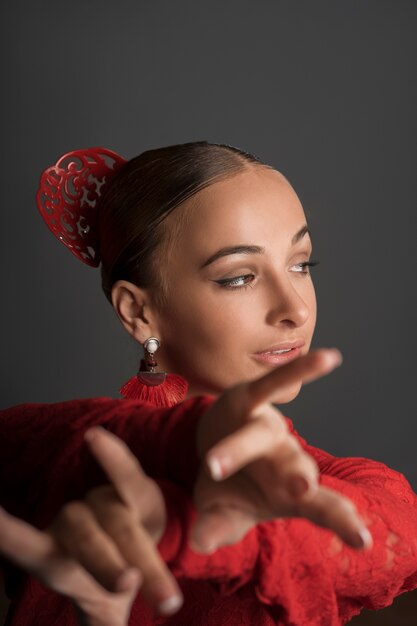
[189,506,255,554]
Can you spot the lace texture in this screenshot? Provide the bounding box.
[1,399,417,625]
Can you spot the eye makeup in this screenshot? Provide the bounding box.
[213,260,319,290]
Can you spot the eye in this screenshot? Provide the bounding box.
[214,274,255,289]
[291,260,320,274]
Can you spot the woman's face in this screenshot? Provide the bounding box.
[152,165,317,403]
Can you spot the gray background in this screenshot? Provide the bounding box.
[1,1,416,488]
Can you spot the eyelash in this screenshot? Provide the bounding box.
[215,261,320,289]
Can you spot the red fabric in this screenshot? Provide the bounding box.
[1,396,417,625]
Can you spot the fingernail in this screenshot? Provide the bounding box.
[84,426,106,443]
[351,527,373,550]
[158,595,183,615]
[84,429,96,443]
[329,348,343,366]
[207,456,223,481]
[358,527,373,549]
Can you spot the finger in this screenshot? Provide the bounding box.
[245,348,343,409]
[91,496,183,616]
[205,412,288,480]
[0,507,107,601]
[74,569,142,626]
[115,567,142,594]
[0,506,54,570]
[297,486,373,550]
[190,505,255,554]
[50,501,128,592]
[84,427,153,515]
[205,412,319,500]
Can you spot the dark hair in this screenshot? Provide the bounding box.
[98,141,271,306]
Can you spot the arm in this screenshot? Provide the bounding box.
[0,395,212,527]
[0,395,260,604]
[0,351,361,549]
[4,350,409,625]
[3,407,417,626]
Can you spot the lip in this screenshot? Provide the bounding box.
[251,340,306,366]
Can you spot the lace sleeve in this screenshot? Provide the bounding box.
[2,400,416,626]
[0,395,214,526]
[251,419,417,625]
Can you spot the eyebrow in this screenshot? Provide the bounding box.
[200,224,311,269]
[292,224,310,245]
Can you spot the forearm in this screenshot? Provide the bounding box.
[0,396,214,524]
[102,396,214,490]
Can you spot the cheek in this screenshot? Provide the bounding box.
[159,290,260,387]
[158,280,317,393]
[164,295,253,355]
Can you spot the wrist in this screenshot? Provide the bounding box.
[154,480,196,565]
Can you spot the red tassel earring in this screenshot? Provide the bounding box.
[119,337,188,407]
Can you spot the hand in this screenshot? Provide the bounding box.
[191,348,373,553]
[0,429,183,626]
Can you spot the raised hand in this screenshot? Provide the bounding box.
[191,348,373,553]
[0,348,371,626]
[0,429,183,626]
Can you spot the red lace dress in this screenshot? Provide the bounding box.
[1,396,417,625]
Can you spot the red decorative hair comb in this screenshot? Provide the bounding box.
[36,147,127,266]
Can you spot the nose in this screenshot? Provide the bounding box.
[265,275,310,328]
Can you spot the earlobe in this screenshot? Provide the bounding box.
[111,280,155,343]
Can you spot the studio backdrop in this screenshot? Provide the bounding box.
[1,0,416,487]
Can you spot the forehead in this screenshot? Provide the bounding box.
[168,166,307,256]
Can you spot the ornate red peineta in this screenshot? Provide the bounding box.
[36,147,127,266]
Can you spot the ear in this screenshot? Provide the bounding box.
[111,280,159,344]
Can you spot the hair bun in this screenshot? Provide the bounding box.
[36,147,126,267]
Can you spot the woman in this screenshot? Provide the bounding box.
[1,142,417,626]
